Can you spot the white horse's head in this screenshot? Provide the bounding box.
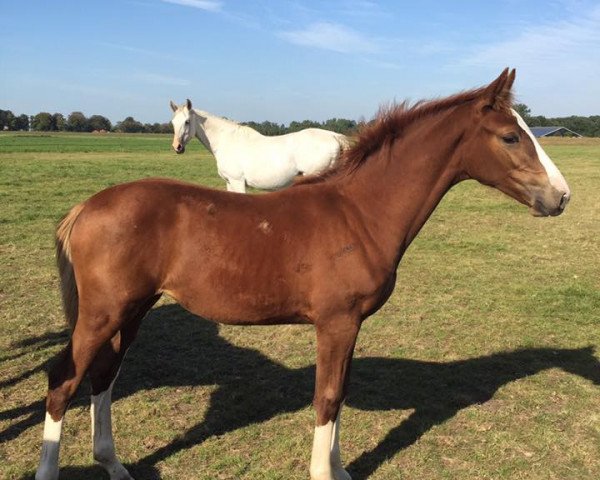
[170,99,196,154]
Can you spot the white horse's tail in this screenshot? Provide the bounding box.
[335,133,352,151]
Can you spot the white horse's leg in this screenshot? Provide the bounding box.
[227,178,246,193]
[330,403,351,480]
[35,413,63,480]
[91,375,133,480]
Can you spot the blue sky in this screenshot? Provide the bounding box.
[1,0,599,124]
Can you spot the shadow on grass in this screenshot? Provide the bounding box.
[3,304,599,479]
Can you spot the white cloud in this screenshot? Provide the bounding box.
[459,5,600,115]
[161,0,222,12]
[279,21,380,54]
[338,0,384,17]
[98,42,190,63]
[463,7,600,68]
[134,72,191,86]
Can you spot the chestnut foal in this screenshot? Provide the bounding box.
[36,69,569,480]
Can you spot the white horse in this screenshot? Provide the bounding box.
[169,99,349,192]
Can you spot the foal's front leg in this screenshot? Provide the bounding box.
[310,318,360,480]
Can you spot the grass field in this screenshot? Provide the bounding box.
[0,132,598,480]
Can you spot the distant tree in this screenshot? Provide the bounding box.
[1,110,33,130]
[513,103,531,120]
[115,116,144,133]
[587,115,600,136]
[88,114,112,132]
[554,115,600,137]
[67,111,89,132]
[145,123,157,133]
[14,114,29,131]
[243,120,285,136]
[31,112,55,131]
[266,121,286,135]
[520,110,600,136]
[288,120,321,133]
[527,115,550,127]
[159,122,174,134]
[243,121,261,133]
[53,113,66,131]
[144,122,173,134]
[0,109,16,130]
[322,118,357,135]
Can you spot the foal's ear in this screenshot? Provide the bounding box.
[186,99,192,110]
[481,68,516,112]
[170,100,178,112]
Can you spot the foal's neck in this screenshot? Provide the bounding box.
[341,108,468,267]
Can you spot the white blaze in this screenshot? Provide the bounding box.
[512,109,571,198]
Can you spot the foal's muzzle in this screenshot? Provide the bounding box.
[531,189,570,217]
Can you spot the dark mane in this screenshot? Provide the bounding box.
[295,84,511,186]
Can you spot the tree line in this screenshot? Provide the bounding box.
[512,104,600,137]
[0,110,174,134]
[1,109,359,136]
[3,105,599,137]
[243,118,358,136]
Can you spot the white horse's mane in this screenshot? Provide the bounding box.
[193,109,260,136]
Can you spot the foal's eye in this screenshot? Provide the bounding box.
[502,134,519,145]
[185,120,190,125]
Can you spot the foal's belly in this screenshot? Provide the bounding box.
[161,252,312,326]
[163,285,311,326]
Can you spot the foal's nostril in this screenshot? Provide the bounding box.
[559,192,570,210]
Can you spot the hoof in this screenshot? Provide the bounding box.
[102,461,134,480]
[35,465,59,480]
[333,466,352,480]
[111,471,134,480]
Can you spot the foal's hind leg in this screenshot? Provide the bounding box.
[36,296,155,480]
[87,296,159,480]
[88,337,133,480]
[36,316,123,480]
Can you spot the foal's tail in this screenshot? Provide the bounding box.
[55,203,85,331]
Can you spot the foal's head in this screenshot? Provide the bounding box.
[169,99,196,154]
[461,69,570,216]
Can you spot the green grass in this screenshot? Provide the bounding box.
[0,133,598,479]
[0,132,193,153]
